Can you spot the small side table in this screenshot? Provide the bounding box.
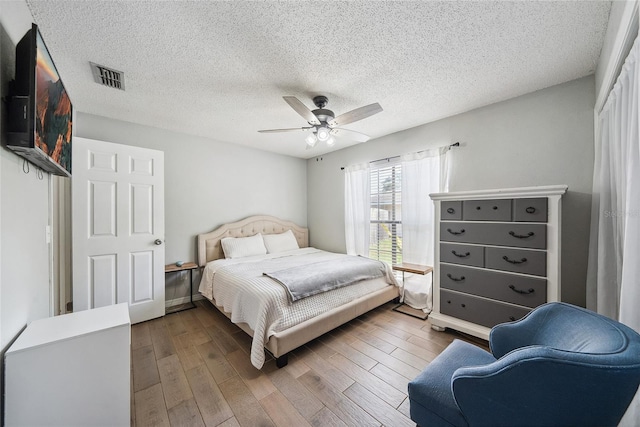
[165,262,199,314]
[392,263,433,319]
[392,263,433,279]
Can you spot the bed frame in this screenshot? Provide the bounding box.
[197,215,400,368]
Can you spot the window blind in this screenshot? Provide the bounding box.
[370,160,402,265]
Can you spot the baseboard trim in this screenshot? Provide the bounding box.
[165,293,204,308]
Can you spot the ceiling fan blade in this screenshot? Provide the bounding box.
[258,127,314,133]
[328,103,383,127]
[283,96,321,126]
[330,128,370,143]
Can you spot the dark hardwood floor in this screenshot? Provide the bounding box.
[131,300,488,427]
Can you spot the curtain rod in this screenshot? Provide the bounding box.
[340,142,459,170]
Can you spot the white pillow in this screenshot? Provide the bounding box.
[221,233,267,259]
[263,229,300,254]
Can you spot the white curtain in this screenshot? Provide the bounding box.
[400,147,450,311]
[587,35,640,426]
[344,163,371,256]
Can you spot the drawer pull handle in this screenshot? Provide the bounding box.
[476,206,481,210]
[447,300,452,304]
[461,304,466,308]
[509,316,516,321]
[493,206,498,210]
[509,231,534,239]
[447,228,466,235]
[509,285,535,294]
[526,207,536,214]
[447,207,455,214]
[503,256,527,264]
[451,250,471,258]
[446,273,465,282]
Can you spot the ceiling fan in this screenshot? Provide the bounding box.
[258,96,383,148]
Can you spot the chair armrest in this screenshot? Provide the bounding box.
[489,319,536,358]
[452,346,639,427]
[490,306,553,358]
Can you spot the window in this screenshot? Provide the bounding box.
[370,161,402,265]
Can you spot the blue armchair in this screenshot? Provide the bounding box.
[408,302,640,427]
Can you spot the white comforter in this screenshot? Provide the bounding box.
[198,248,398,368]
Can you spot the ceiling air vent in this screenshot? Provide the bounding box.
[90,62,125,90]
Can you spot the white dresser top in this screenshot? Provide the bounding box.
[7,303,130,354]
[430,185,568,200]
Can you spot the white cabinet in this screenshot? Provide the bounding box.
[4,303,131,427]
[429,185,567,340]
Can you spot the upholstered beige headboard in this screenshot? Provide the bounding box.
[197,215,309,266]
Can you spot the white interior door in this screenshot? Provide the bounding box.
[72,137,165,324]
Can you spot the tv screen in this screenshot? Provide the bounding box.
[35,28,72,173]
[8,24,72,177]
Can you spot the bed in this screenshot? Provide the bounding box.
[197,215,400,369]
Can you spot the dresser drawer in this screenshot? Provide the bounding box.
[440,290,531,328]
[440,264,547,308]
[441,201,462,220]
[440,222,547,249]
[514,198,548,222]
[440,243,484,267]
[462,199,512,221]
[485,247,546,276]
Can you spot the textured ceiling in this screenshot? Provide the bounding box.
[26,1,611,159]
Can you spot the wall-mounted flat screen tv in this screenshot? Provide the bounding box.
[8,23,72,177]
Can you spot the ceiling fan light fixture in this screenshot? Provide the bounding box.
[305,133,318,147]
[259,96,382,149]
[316,126,331,142]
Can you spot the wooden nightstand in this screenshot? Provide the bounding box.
[165,262,199,314]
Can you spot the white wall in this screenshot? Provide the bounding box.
[307,76,595,307]
[0,13,54,416]
[76,112,307,298]
[0,0,52,351]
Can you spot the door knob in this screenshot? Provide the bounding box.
[154,239,163,245]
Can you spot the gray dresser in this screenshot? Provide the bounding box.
[429,186,567,340]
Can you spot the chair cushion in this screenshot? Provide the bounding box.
[408,339,496,427]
